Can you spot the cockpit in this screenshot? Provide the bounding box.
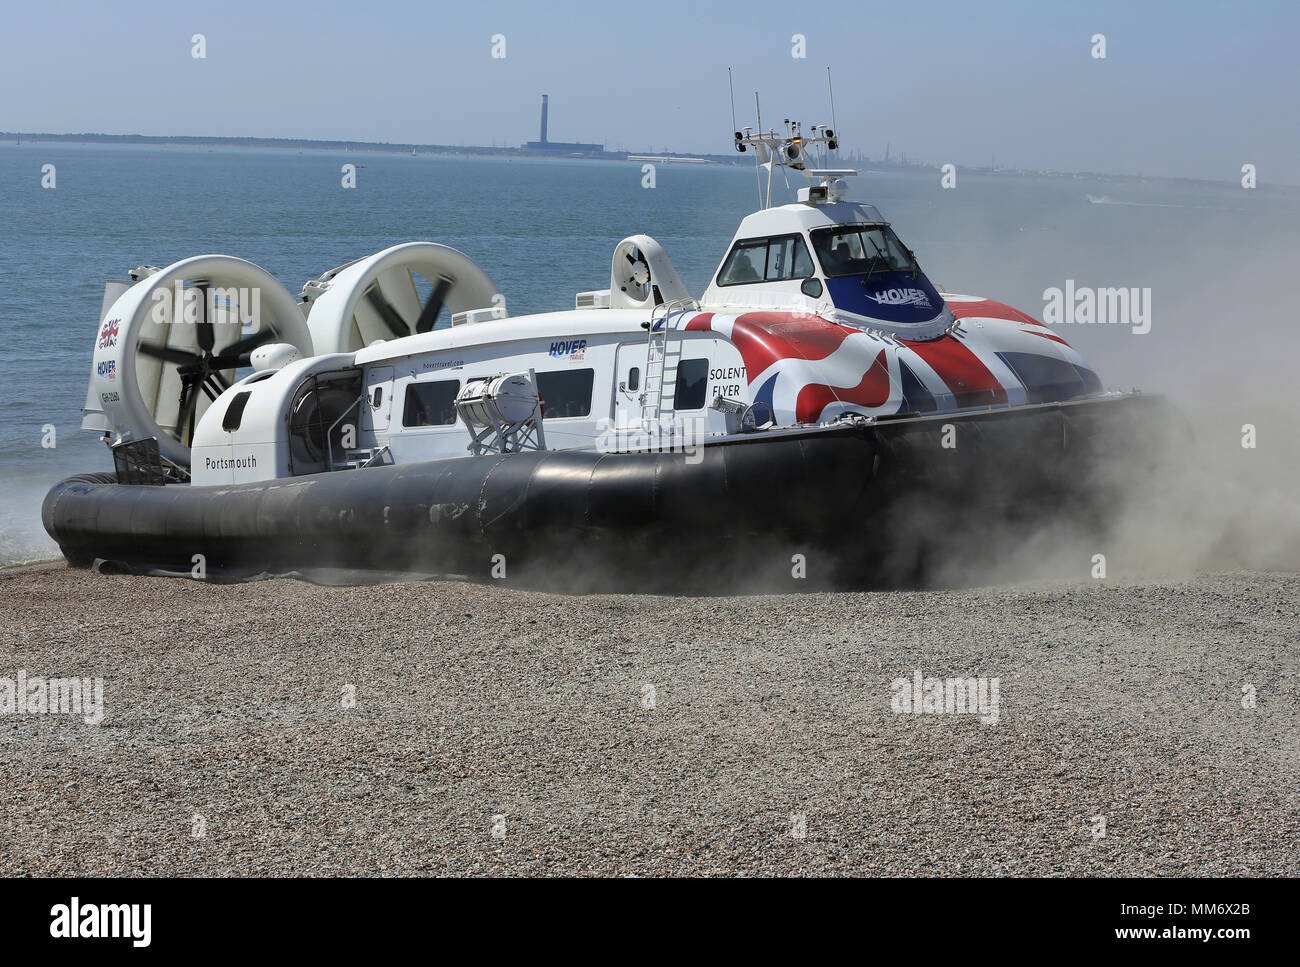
[810,224,917,279]
[701,203,952,337]
[714,222,920,285]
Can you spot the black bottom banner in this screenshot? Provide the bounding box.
[0,876,1282,954]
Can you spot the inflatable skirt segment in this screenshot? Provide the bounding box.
[42,396,1177,589]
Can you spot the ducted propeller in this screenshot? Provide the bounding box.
[302,243,505,354]
[136,281,280,444]
[90,255,315,472]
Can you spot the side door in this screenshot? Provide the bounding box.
[361,366,395,433]
[613,342,647,428]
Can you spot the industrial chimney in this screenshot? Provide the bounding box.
[539,94,549,144]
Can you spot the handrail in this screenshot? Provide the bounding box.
[648,297,699,332]
[641,298,699,424]
[359,444,391,469]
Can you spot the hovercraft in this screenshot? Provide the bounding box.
[44,115,1173,589]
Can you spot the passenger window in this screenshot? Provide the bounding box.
[766,236,813,281]
[537,369,595,419]
[628,367,640,392]
[402,380,460,427]
[719,234,815,285]
[717,240,767,284]
[674,358,709,410]
[792,239,814,278]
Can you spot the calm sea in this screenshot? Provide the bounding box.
[2,142,1296,563]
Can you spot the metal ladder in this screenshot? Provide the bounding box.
[640,298,698,426]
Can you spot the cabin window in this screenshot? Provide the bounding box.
[718,239,767,284]
[402,380,460,427]
[674,358,709,410]
[765,235,815,281]
[811,224,915,278]
[537,369,595,419]
[222,391,252,432]
[717,234,815,286]
[627,367,640,392]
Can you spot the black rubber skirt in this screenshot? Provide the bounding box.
[42,396,1177,589]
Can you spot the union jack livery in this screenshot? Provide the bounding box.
[46,105,1166,587]
[681,300,1100,426]
[96,316,119,349]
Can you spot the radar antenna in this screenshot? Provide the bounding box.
[729,71,853,209]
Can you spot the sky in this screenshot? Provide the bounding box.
[2,0,1297,183]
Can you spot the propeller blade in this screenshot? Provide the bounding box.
[209,329,277,369]
[139,343,204,367]
[415,275,454,334]
[186,393,199,444]
[364,285,412,340]
[176,376,200,445]
[194,281,215,353]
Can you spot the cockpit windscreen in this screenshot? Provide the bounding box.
[811,225,915,278]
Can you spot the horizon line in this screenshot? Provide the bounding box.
[2,130,1292,190]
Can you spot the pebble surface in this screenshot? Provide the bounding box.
[1,563,1296,876]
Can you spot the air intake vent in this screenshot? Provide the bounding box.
[451,306,508,327]
[576,289,611,309]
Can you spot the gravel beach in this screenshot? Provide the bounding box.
[1,563,1296,876]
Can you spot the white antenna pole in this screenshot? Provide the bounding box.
[754,91,766,208]
[728,67,738,134]
[826,67,839,156]
[732,69,762,209]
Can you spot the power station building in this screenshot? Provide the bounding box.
[523,95,605,156]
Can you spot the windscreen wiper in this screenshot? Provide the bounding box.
[864,237,889,279]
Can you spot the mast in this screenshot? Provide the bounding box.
[729,74,850,209]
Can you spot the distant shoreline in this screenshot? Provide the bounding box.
[3,131,1291,189]
[0,131,741,166]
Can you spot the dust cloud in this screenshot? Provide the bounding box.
[922,199,1300,588]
